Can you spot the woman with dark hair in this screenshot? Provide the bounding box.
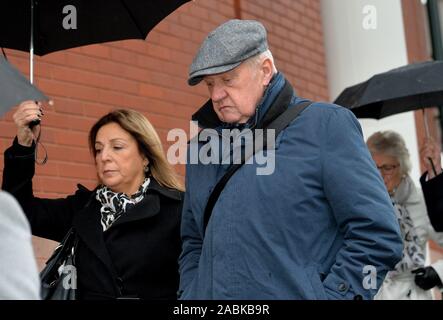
[2,101,184,300]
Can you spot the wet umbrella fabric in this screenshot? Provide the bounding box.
[0,56,47,117]
[0,0,190,56]
[334,61,443,119]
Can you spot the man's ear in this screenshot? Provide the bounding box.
[261,58,274,86]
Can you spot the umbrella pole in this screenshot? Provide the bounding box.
[29,0,34,84]
[423,109,438,176]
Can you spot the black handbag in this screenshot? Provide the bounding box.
[40,228,78,300]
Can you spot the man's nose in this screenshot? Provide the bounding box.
[211,84,227,102]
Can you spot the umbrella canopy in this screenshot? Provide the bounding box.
[0,56,47,117]
[0,0,190,56]
[334,60,443,119]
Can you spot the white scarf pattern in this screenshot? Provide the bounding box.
[389,176,426,276]
[96,178,151,231]
[391,202,426,274]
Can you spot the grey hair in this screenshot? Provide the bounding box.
[366,131,411,175]
[245,49,278,74]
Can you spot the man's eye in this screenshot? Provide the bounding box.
[113,146,123,150]
[95,149,102,154]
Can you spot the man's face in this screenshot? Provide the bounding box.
[203,61,269,124]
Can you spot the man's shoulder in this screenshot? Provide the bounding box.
[292,99,354,122]
[300,100,349,113]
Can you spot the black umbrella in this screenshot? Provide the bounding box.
[0,0,190,82]
[334,60,443,174]
[334,60,443,119]
[0,55,47,117]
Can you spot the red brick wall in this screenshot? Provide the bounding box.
[0,0,328,269]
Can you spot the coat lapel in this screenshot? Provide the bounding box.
[110,193,160,227]
[110,178,182,228]
[72,197,116,278]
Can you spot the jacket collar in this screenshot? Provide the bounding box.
[192,73,294,130]
[392,175,421,205]
[112,178,182,227]
[147,177,182,201]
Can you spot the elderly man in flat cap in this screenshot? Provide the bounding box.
[179,19,403,300]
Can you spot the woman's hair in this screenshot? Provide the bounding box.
[89,109,184,191]
[366,130,411,175]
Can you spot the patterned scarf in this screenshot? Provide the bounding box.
[390,176,426,276]
[391,202,426,274]
[96,178,151,231]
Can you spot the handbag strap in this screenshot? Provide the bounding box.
[40,228,77,282]
[202,100,313,235]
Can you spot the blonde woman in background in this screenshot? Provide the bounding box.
[367,131,443,299]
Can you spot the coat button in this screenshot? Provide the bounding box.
[338,283,347,292]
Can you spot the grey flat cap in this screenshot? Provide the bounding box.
[188,19,269,86]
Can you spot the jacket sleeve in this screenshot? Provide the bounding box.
[420,173,443,232]
[2,138,89,242]
[177,163,203,299]
[321,107,403,300]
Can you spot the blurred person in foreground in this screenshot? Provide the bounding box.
[0,191,40,299]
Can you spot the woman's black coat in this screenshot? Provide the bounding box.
[2,139,183,300]
[421,172,443,232]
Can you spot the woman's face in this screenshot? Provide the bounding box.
[94,122,148,195]
[371,152,402,194]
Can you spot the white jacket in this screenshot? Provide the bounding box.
[375,175,443,300]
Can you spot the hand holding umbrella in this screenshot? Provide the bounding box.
[13,100,45,147]
[12,99,51,165]
[420,137,442,178]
